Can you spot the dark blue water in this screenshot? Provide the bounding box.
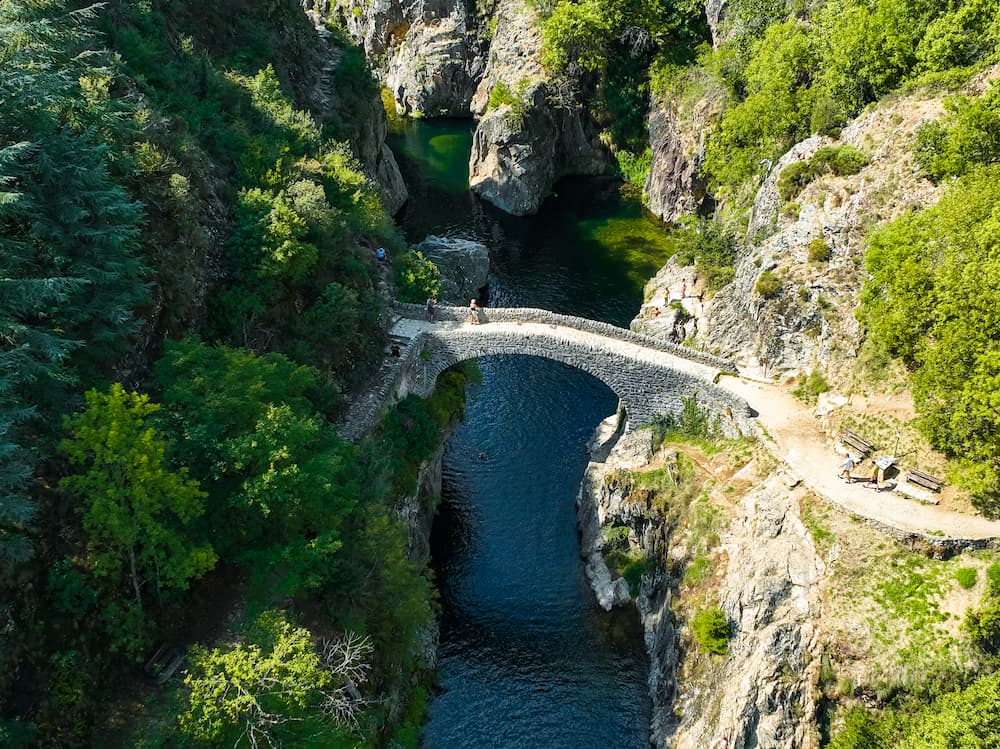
[390,120,672,748]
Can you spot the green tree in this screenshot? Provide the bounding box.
[913,80,1000,181]
[180,610,371,748]
[704,20,817,190]
[859,166,1000,513]
[60,384,215,637]
[395,250,441,303]
[691,605,731,654]
[542,0,612,74]
[154,340,359,589]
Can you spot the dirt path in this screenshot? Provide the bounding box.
[721,376,1000,541]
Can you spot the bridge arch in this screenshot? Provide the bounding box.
[395,307,754,438]
[337,304,755,442]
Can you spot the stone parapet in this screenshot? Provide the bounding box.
[394,302,738,371]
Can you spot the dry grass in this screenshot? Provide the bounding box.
[801,492,997,698]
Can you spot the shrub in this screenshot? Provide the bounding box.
[827,707,886,749]
[488,81,517,109]
[966,596,1000,650]
[913,80,1000,181]
[792,370,830,400]
[808,237,832,262]
[987,563,1000,593]
[956,566,978,589]
[755,270,782,298]
[616,148,652,189]
[603,524,631,549]
[812,144,869,176]
[778,145,869,201]
[669,218,738,293]
[691,606,730,655]
[622,556,654,596]
[778,161,812,201]
[395,250,440,303]
[650,394,721,445]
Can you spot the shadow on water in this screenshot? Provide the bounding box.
[389,120,679,748]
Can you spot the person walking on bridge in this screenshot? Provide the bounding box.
[467,298,480,325]
[426,296,437,322]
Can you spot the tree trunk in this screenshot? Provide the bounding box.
[129,542,143,614]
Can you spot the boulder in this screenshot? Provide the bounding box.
[414,235,490,303]
[469,84,558,215]
[468,0,609,215]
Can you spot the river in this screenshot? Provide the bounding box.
[389,120,677,749]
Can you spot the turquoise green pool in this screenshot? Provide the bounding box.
[389,119,677,325]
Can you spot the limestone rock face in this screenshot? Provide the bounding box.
[632,259,708,345]
[705,0,727,44]
[469,0,544,117]
[700,94,945,379]
[414,235,490,303]
[383,0,482,117]
[643,63,727,223]
[468,85,559,215]
[672,473,823,749]
[333,0,485,117]
[467,0,609,214]
[645,102,703,223]
[469,82,609,215]
[577,425,657,612]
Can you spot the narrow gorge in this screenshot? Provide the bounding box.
[5,0,1000,747]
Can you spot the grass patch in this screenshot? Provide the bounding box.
[792,369,830,402]
[955,567,978,590]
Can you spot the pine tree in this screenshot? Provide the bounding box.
[0,1,148,575]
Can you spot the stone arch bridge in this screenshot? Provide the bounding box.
[338,303,756,443]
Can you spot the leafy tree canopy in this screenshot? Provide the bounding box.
[60,383,215,656]
[180,610,371,749]
[859,165,1000,513]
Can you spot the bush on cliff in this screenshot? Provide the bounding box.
[691,606,731,655]
[777,145,869,201]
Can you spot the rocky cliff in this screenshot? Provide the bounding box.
[670,470,822,749]
[635,90,948,380]
[644,79,724,223]
[326,0,487,116]
[327,0,610,215]
[578,410,826,748]
[577,239,836,747]
[701,93,944,379]
[299,9,408,213]
[467,0,610,214]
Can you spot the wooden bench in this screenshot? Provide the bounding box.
[144,643,185,685]
[905,467,944,493]
[840,429,875,458]
[894,480,940,505]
